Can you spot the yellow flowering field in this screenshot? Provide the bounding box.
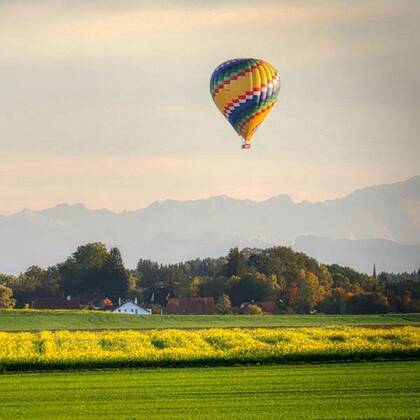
[0,327,419,370]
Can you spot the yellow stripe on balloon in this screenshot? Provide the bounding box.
[213,75,252,112]
[240,103,276,142]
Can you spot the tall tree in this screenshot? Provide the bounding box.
[0,285,16,309]
[318,287,349,314]
[346,293,388,314]
[223,247,247,277]
[60,242,109,297]
[216,294,232,314]
[73,243,109,269]
[295,269,323,313]
[198,276,228,300]
[227,272,280,306]
[101,247,129,301]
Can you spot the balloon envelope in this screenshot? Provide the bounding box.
[210,58,280,148]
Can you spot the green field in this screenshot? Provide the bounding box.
[0,361,418,419]
[1,311,419,331]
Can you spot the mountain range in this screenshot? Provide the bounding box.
[1,176,419,274]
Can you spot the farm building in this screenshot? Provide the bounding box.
[164,297,216,314]
[240,301,278,314]
[32,296,81,310]
[113,301,151,315]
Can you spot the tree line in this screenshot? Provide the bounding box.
[0,243,419,313]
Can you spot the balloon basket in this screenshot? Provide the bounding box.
[242,143,251,150]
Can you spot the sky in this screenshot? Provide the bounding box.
[1,0,419,214]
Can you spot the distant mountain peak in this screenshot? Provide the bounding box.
[262,194,293,205]
[346,175,420,199]
[0,176,419,274]
[50,202,86,210]
[209,195,230,200]
[40,203,88,216]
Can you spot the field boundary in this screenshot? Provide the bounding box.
[2,352,420,373]
[3,324,420,333]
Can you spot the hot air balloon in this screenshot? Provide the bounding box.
[210,58,280,149]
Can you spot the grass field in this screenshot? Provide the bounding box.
[0,361,419,419]
[1,310,419,331]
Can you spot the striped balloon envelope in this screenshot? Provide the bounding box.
[210,58,280,149]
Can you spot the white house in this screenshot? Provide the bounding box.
[113,301,151,315]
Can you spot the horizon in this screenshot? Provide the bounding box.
[1,174,418,216]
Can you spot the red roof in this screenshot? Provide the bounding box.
[165,297,216,315]
[32,297,81,310]
[258,301,277,313]
[241,301,277,313]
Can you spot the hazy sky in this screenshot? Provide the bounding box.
[1,0,419,214]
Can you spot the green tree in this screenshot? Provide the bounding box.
[136,259,172,304]
[20,266,61,298]
[42,267,62,296]
[223,247,247,277]
[101,247,130,300]
[190,276,202,297]
[60,242,109,297]
[295,269,323,313]
[228,272,280,307]
[73,243,109,268]
[345,293,388,314]
[286,281,298,312]
[216,294,232,314]
[318,287,349,314]
[136,259,162,289]
[0,285,16,309]
[127,272,138,290]
[0,273,16,287]
[171,269,192,298]
[332,273,351,291]
[198,276,228,300]
[10,268,46,307]
[319,265,333,296]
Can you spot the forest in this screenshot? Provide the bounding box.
[0,243,419,313]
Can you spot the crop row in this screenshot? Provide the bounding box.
[0,327,419,371]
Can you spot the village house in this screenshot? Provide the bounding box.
[164,297,216,315]
[112,298,151,315]
[31,296,81,310]
[240,301,278,314]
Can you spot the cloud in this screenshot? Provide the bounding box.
[0,0,414,63]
